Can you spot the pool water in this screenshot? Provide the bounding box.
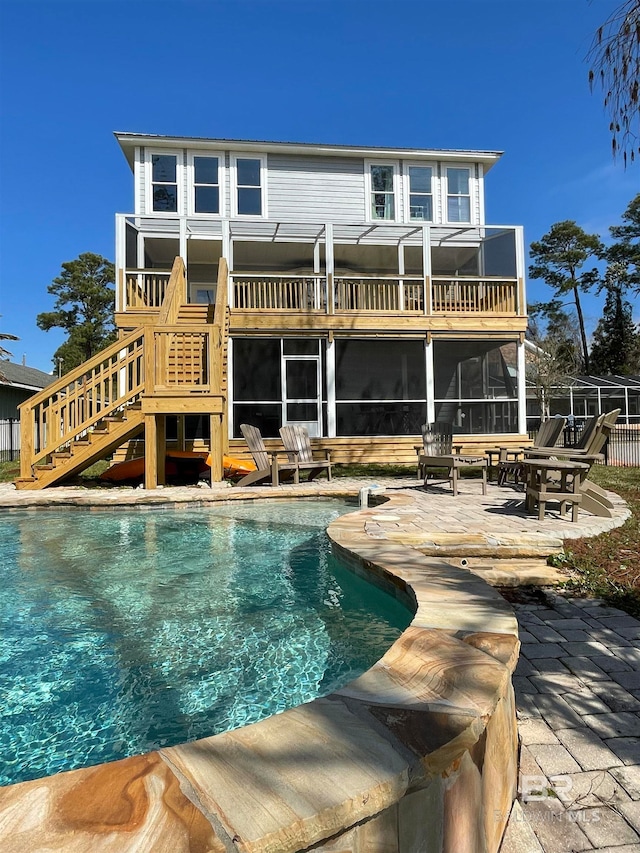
[0,499,411,785]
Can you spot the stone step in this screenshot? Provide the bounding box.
[463,557,566,588]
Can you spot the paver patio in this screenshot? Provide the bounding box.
[0,474,637,851]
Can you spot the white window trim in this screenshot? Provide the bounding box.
[364,159,400,223]
[442,164,474,225]
[403,161,435,224]
[230,153,268,218]
[187,151,224,218]
[145,148,184,216]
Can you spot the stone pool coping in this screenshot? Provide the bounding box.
[0,481,629,852]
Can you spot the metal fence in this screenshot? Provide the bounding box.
[529,421,640,468]
[0,418,20,462]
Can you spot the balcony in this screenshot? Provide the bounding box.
[115,216,526,321]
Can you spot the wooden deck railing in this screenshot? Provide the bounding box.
[233,274,324,311]
[122,269,172,310]
[229,272,518,314]
[431,277,518,313]
[334,277,424,312]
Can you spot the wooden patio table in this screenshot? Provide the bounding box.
[522,458,590,522]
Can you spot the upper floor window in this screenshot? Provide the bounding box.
[233,155,265,216]
[368,163,396,220]
[193,155,220,214]
[407,166,433,221]
[446,167,471,222]
[151,153,178,212]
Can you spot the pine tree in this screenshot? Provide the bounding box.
[36,253,116,374]
[529,221,602,374]
[590,263,640,374]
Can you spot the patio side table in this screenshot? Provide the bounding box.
[522,459,590,522]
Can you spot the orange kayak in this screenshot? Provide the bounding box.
[101,452,255,482]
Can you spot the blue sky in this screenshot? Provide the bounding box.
[0,0,638,372]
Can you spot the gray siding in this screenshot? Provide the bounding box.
[132,148,486,225]
[0,387,34,420]
[267,154,366,222]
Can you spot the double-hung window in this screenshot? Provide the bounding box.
[367,162,397,221]
[192,155,220,214]
[150,152,179,213]
[233,155,266,216]
[446,167,471,223]
[407,165,433,221]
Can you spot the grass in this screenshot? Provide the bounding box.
[550,465,640,618]
[0,458,111,485]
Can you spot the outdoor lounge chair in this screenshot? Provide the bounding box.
[523,409,621,517]
[416,422,487,497]
[496,416,567,486]
[279,425,332,482]
[235,424,301,487]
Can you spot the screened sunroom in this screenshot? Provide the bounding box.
[230,335,524,438]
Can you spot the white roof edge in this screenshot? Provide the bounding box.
[113,132,504,171]
[0,381,47,392]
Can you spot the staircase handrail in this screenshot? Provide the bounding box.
[18,328,144,416]
[213,257,229,329]
[19,328,146,476]
[158,256,187,326]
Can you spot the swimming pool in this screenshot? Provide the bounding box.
[0,499,412,785]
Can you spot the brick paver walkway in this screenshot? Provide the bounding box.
[501,590,640,853]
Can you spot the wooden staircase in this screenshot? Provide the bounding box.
[17,404,145,490]
[17,258,229,490]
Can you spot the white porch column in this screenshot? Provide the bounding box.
[115,215,126,312]
[517,338,527,434]
[325,223,334,313]
[179,217,187,261]
[222,219,232,306]
[422,225,432,315]
[426,336,435,424]
[326,336,336,437]
[227,337,234,441]
[515,225,526,316]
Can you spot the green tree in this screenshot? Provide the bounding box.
[36,253,116,374]
[590,262,640,374]
[587,0,640,165]
[607,193,640,293]
[529,221,602,374]
[0,328,19,383]
[527,300,581,418]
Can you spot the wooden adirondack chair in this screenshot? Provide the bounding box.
[279,425,332,481]
[416,422,487,497]
[235,424,301,487]
[496,417,566,486]
[523,409,621,517]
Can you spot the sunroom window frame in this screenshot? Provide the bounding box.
[231,153,268,219]
[403,161,435,223]
[364,159,400,223]
[145,148,184,216]
[187,151,224,217]
[443,164,473,225]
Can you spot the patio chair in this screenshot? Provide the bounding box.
[235,424,301,488]
[523,409,621,517]
[416,422,487,497]
[279,425,332,482]
[496,416,567,486]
